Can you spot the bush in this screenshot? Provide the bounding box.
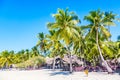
[15,56,45,69]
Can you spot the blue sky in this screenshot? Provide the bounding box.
[0,0,120,52]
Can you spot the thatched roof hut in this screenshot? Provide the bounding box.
[62,54,83,66]
[45,57,54,64]
[45,55,84,67]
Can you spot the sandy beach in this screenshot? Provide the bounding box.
[0,69,120,80]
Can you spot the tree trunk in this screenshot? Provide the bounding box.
[53,57,56,70]
[96,27,113,72]
[29,53,30,59]
[83,54,87,67]
[81,46,85,67]
[97,43,113,72]
[67,46,73,73]
[108,26,111,41]
[69,53,73,73]
[33,64,36,69]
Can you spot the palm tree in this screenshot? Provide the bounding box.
[25,49,30,60]
[107,41,120,59]
[46,30,57,70]
[47,8,80,73]
[83,37,99,66]
[9,50,16,64]
[15,49,28,63]
[73,27,87,66]
[46,30,63,70]
[84,10,116,72]
[104,11,116,41]
[117,35,120,41]
[49,41,63,70]
[37,32,47,56]
[31,46,39,57]
[14,51,23,63]
[0,50,12,68]
[20,49,26,62]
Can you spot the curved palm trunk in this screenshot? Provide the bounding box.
[97,43,113,72]
[96,28,113,72]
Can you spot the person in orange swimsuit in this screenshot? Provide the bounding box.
[84,67,89,77]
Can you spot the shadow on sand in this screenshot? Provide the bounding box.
[49,71,71,76]
[115,68,120,75]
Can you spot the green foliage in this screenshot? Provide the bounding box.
[0,8,119,69]
[15,56,45,68]
[118,35,120,41]
[47,8,80,46]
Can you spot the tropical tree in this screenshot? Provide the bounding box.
[73,27,87,66]
[84,38,100,66]
[117,35,120,41]
[14,51,23,63]
[47,8,80,73]
[37,32,47,56]
[107,41,120,59]
[104,12,116,36]
[0,50,13,68]
[15,56,45,69]
[46,30,57,70]
[9,50,16,64]
[31,46,39,57]
[14,49,28,63]
[25,49,31,60]
[45,30,63,70]
[84,10,116,72]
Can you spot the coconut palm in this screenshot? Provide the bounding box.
[19,50,26,62]
[9,50,16,64]
[14,51,23,63]
[25,49,31,60]
[50,41,63,70]
[117,35,120,41]
[46,30,57,70]
[37,32,47,56]
[104,11,116,41]
[84,10,116,72]
[15,49,30,63]
[73,27,87,66]
[31,46,39,57]
[0,50,13,68]
[47,8,80,73]
[46,30,65,70]
[84,39,99,66]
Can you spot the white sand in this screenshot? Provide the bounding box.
[0,69,120,80]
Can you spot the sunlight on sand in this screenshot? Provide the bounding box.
[0,69,120,80]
